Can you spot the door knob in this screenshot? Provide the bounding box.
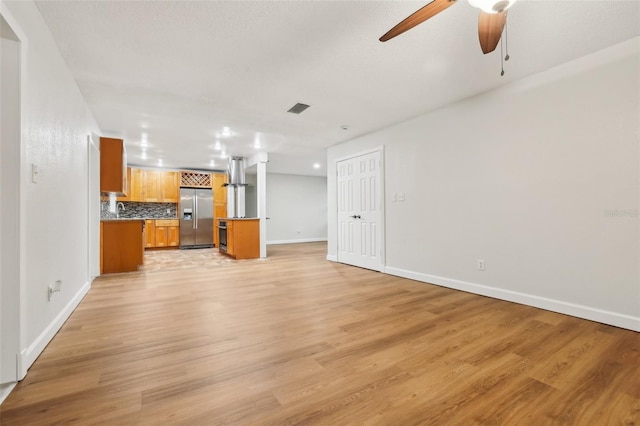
[350,215,361,219]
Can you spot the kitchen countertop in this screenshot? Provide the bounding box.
[219,217,260,221]
[101,218,145,222]
[101,217,176,222]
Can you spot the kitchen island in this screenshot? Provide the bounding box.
[100,219,145,273]
[217,218,260,260]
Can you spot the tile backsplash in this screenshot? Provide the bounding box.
[101,201,177,219]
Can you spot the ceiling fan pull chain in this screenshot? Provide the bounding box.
[500,36,505,76]
[505,15,510,61]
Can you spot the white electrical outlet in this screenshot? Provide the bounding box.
[477,259,485,271]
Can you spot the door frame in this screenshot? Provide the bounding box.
[335,146,385,272]
[87,134,100,281]
[1,6,27,399]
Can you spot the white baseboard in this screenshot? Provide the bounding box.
[326,254,337,262]
[385,267,640,332]
[267,238,327,245]
[0,382,17,405]
[19,280,92,377]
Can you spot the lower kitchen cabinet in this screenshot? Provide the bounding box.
[226,220,235,256]
[101,220,144,274]
[168,226,179,246]
[145,220,156,247]
[149,219,179,248]
[220,218,259,260]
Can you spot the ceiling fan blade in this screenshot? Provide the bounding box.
[478,10,507,54]
[380,0,457,42]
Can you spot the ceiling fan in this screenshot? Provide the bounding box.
[380,0,518,55]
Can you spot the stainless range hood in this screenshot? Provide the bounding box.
[223,156,248,218]
[224,156,248,187]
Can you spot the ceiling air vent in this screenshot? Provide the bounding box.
[287,103,310,114]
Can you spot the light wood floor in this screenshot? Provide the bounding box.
[1,243,638,425]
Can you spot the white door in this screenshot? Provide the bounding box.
[337,150,383,271]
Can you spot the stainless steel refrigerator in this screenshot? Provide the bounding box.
[179,188,213,248]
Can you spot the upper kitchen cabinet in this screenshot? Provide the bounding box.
[143,170,160,202]
[100,137,127,195]
[129,168,144,201]
[160,171,179,202]
[212,172,227,218]
[212,172,228,247]
[116,167,132,202]
[127,168,179,203]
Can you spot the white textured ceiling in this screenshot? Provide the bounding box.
[35,0,639,176]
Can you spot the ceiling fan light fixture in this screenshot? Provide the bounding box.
[469,0,516,14]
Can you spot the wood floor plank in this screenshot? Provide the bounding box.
[0,242,638,424]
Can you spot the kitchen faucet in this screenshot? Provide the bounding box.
[116,202,125,218]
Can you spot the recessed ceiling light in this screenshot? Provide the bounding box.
[313,163,321,169]
[213,140,222,150]
[221,127,232,137]
[209,160,215,167]
[158,159,163,167]
[141,151,147,160]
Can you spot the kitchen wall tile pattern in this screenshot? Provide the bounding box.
[101,202,177,219]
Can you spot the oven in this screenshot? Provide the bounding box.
[218,220,228,253]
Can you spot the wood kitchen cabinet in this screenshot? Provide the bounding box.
[152,219,179,248]
[129,168,144,201]
[161,171,179,202]
[212,172,228,247]
[155,226,167,247]
[100,137,128,195]
[220,218,259,260]
[116,167,132,202]
[143,170,160,202]
[225,220,235,256]
[128,168,179,203]
[168,225,180,246]
[145,219,156,247]
[100,220,144,274]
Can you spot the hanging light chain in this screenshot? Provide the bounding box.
[505,14,510,61]
[499,13,510,76]
[500,33,505,76]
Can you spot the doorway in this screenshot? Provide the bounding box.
[336,148,384,271]
[1,13,23,392]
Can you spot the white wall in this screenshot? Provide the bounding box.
[328,38,640,331]
[245,173,258,218]
[1,1,100,381]
[266,173,328,244]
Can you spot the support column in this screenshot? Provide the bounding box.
[256,160,267,258]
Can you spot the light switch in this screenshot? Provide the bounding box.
[31,164,38,183]
[392,193,397,202]
[398,192,405,202]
